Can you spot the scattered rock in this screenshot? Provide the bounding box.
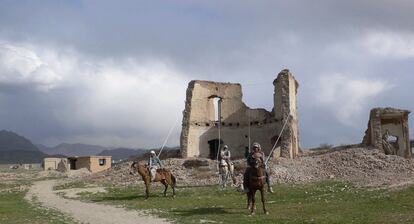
[88,147,414,188]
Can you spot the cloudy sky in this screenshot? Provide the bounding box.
[0,0,412,149]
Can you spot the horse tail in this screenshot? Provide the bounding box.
[171,173,177,187]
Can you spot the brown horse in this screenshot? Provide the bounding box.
[246,153,268,215]
[130,161,176,199]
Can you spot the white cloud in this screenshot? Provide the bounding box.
[60,60,187,134]
[316,74,390,126]
[0,41,188,147]
[0,43,66,91]
[360,30,414,58]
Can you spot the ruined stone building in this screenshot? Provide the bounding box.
[43,156,112,173]
[180,69,299,160]
[362,107,412,158]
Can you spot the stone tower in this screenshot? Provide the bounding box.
[273,69,300,159]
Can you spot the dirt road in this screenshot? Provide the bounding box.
[26,180,170,224]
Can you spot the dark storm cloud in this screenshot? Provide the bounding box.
[0,0,413,148]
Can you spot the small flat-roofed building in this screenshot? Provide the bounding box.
[43,156,111,173]
[67,156,112,173]
[43,158,69,171]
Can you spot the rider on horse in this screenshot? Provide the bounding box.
[220,145,232,168]
[148,150,162,181]
[243,142,273,193]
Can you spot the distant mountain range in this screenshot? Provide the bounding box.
[0,130,158,164]
[36,143,109,157]
[0,130,47,164]
[97,148,147,161]
[0,130,39,152]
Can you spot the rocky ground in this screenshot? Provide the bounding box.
[88,147,414,189]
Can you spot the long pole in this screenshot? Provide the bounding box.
[216,99,222,162]
[216,99,223,185]
[265,113,291,165]
[157,116,180,157]
[248,109,251,153]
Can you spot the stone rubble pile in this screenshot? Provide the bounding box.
[271,148,414,187]
[88,147,414,188]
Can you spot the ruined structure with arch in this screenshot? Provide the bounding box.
[180,69,299,160]
[362,107,411,158]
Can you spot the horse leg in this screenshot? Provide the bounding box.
[260,188,268,215]
[219,168,225,187]
[161,180,168,197]
[247,192,251,210]
[229,165,236,186]
[223,168,228,188]
[250,191,256,215]
[172,183,176,198]
[165,173,176,198]
[144,180,150,200]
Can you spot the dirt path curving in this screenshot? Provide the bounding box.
[26,180,170,224]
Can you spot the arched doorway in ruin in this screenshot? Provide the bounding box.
[208,139,224,160]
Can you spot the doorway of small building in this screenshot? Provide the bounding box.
[69,158,77,170]
[208,139,224,160]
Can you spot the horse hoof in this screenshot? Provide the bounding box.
[265,211,269,215]
[250,212,255,216]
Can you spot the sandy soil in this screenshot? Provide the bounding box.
[25,180,170,224]
[54,187,107,199]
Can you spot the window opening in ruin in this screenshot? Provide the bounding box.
[411,140,414,154]
[99,159,106,166]
[387,135,399,151]
[208,139,223,160]
[212,97,222,122]
[387,135,397,143]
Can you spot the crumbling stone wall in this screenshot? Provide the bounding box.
[362,107,411,158]
[180,69,300,159]
[273,70,300,159]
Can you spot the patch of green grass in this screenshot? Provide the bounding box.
[0,191,76,224]
[81,182,414,224]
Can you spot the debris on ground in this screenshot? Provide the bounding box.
[88,147,414,188]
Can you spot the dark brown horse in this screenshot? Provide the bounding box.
[130,161,176,199]
[246,153,268,215]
